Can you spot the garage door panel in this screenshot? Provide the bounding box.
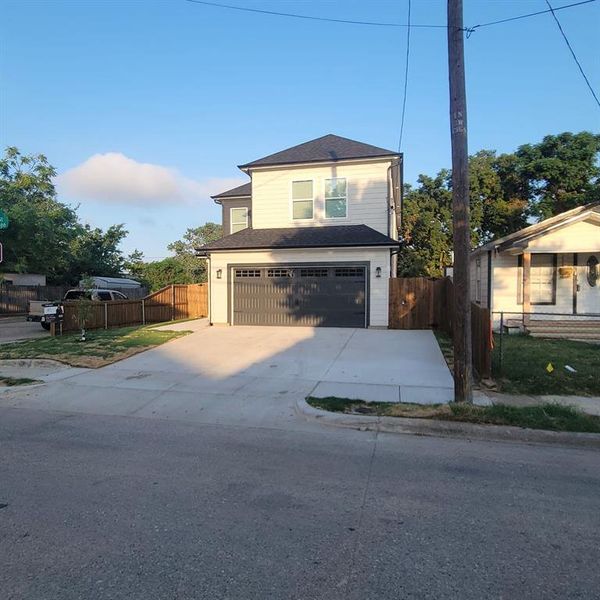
[233,265,366,327]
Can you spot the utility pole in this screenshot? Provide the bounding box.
[447,0,472,403]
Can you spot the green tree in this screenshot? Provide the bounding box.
[135,257,191,291]
[515,131,600,219]
[0,147,80,282]
[167,222,222,283]
[0,147,131,284]
[398,172,453,277]
[66,224,128,282]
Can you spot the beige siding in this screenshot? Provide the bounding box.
[250,160,393,235]
[527,218,600,253]
[491,252,580,321]
[469,252,489,308]
[208,247,391,327]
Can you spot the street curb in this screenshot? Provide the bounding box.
[295,397,600,449]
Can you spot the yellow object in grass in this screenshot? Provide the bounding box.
[546,362,554,373]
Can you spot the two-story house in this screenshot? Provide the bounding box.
[197,134,402,328]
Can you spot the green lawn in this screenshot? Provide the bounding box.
[307,396,600,434]
[493,334,600,396]
[0,325,191,368]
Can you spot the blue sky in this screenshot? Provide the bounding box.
[2,0,599,259]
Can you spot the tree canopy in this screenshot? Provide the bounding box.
[0,147,128,284]
[399,131,600,277]
[125,223,222,291]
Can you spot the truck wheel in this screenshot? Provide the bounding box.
[41,322,51,331]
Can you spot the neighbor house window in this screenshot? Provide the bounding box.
[291,180,313,220]
[531,254,556,305]
[475,258,481,303]
[230,207,248,234]
[325,178,347,218]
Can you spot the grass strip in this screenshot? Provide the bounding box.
[0,325,191,368]
[307,396,600,434]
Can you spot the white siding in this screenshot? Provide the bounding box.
[250,160,393,235]
[527,218,600,253]
[208,247,391,327]
[469,252,489,308]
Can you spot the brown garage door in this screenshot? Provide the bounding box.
[232,265,367,327]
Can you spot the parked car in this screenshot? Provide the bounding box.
[27,289,129,330]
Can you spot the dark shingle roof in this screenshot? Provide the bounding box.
[211,181,252,200]
[197,225,398,252]
[239,134,399,170]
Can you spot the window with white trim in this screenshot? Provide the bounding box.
[531,254,556,304]
[230,207,248,234]
[324,178,347,218]
[291,180,313,220]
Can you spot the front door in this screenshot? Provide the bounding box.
[577,253,600,314]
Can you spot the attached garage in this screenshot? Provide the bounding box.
[198,224,399,328]
[232,264,367,327]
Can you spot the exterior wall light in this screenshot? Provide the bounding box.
[376,267,382,278]
[216,269,222,279]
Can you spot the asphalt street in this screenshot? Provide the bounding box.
[1,406,598,600]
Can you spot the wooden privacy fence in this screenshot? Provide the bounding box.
[61,284,208,332]
[0,284,147,314]
[389,277,492,379]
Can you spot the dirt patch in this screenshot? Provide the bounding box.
[25,347,153,369]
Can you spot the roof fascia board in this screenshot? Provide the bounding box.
[239,155,400,173]
[496,210,600,252]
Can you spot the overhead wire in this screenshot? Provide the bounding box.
[184,0,598,32]
[544,0,600,109]
[398,0,411,152]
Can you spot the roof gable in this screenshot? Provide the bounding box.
[473,201,600,255]
[239,134,399,170]
[211,181,251,200]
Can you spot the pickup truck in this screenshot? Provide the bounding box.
[27,289,129,330]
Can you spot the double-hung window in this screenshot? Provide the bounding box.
[291,180,313,220]
[530,254,556,304]
[325,178,347,219]
[230,207,248,234]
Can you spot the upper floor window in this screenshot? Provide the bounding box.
[291,180,313,220]
[230,207,248,234]
[325,178,347,218]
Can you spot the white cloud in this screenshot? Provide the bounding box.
[57,152,244,205]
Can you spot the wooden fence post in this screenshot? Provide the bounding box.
[104,302,108,329]
[171,284,175,321]
[141,299,145,325]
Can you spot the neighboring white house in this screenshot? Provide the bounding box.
[470,202,600,333]
[0,272,46,286]
[198,134,402,328]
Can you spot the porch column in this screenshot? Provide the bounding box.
[522,251,531,326]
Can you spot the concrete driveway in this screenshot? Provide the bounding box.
[0,321,453,426]
[0,316,48,344]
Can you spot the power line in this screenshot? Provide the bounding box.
[468,0,597,31]
[184,0,446,28]
[544,0,600,109]
[398,0,411,152]
[184,0,598,32]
